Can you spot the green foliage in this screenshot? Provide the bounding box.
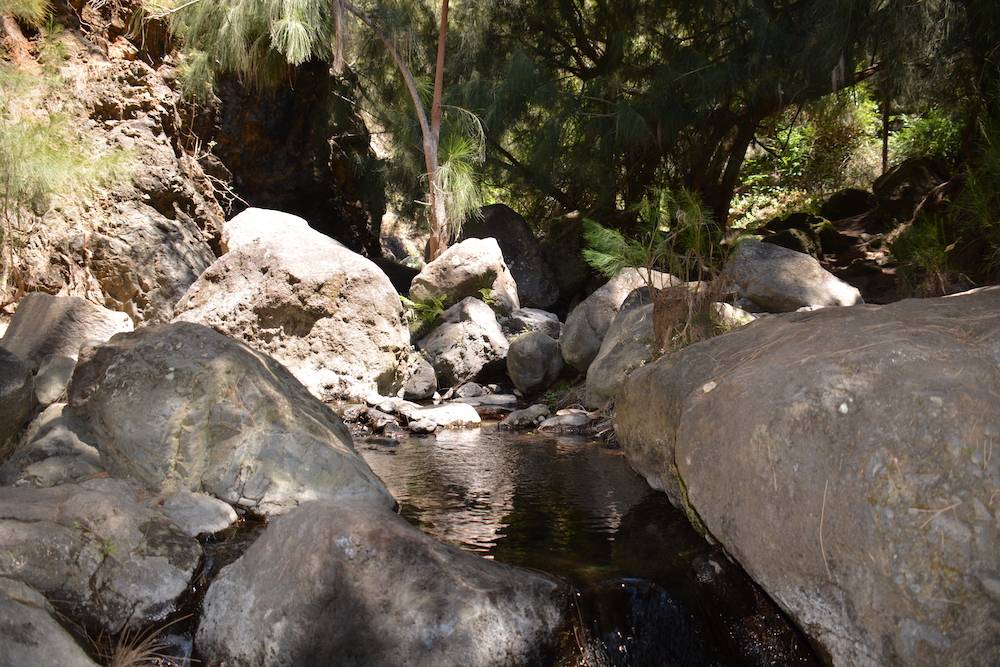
[734,88,881,227]
[891,108,962,167]
[0,0,50,27]
[583,186,721,285]
[0,66,129,298]
[891,101,1000,292]
[890,214,955,295]
[400,294,446,331]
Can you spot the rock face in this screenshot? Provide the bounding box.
[174,208,409,400]
[417,298,509,387]
[0,479,200,630]
[507,332,563,395]
[723,239,862,312]
[616,289,1000,666]
[196,502,568,666]
[561,268,675,373]
[68,322,393,516]
[410,238,519,313]
[0,347,34,459]
[585,302,656,409]
[8,34,223,322]
[0,578,98,667]
[459,204,559,309]
[209,61,386,255]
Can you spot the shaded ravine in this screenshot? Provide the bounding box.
[358,425,819,666]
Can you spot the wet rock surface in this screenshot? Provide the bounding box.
[616,288,1000,666]
[0,347,34,459]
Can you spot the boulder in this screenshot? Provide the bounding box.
[711,302,756,330]
[616,288,1000,666]
[68,322,393,516]
[0,347,34,460]
[819,188,876,221]
[417,298,509,387]
[1,293,133,372]
[872,157,948,225]
[585,302,656,409]
[561,268,676,373]
[540,211,594,305]
[410,238,519,313]
[155,491,239,537]
[507,332,563,395]
[0,578,98,667]
[196,501,568,666]
[499,404,550,430]
[0,479,201,630]
[174,208,409,401]
[501,307,562,340]
[223,207,317,250]
[399,351,437,401]
[459,204,559,308]
[0,404,104,488]
[723,239,862,312]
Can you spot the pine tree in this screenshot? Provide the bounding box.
[148,0,482,259]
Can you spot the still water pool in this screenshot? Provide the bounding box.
[359,425,818,667]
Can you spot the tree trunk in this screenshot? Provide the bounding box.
[427,0,450,260]
[343,0,451,260]
[881,100,890,174]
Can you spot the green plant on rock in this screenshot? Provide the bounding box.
[0,63,128,304]
[400,294,446,333]
[583,186,733,354]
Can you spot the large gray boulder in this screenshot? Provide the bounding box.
[561,268,675,373]
[0,347,34,460]
[174,208,409,401]
[459,204,559,309]
[585,301,656,409]
[1,293,134,406]
[68,322,393,516]
[723,239,862,312]
[0,578,98,667]
[410,237,519,313]
[507,332,563,395]
[0,479,201,631]
[417,298,509,387]
[615,288,1000,666]
[196,501,568,666]
[1,293,133,370]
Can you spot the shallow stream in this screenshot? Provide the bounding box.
[359,425,819,667]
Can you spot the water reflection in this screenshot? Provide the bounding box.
[358,425,816,666]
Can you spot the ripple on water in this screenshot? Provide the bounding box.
[359,425,819,666]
